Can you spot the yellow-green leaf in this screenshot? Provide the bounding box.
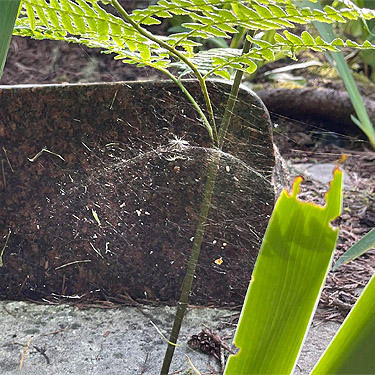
[225,168,343,375]
[311,270,375,374]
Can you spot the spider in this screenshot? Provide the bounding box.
[188,327,234,372]
[168,134,190,151]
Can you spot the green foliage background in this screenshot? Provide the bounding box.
[14,0,375,80]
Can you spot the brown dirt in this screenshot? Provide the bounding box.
[274,119,375,322]
[2,35,375,321]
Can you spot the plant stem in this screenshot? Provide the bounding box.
[230,26,246,49]
[160,33,253,375]
[162,69,214,141]
[218,33,252,148]
[160,155,219,375]
[110,0,218,144]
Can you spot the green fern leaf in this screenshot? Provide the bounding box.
[331,38,345,47]
[231,3,261,20]
[68,4,86,33]
[323,5,346,22]
[252,2,274,18]
[34,7,48,28]
[12,0,375,84]
[59,3,75,34]
[285,4,302,17]
[138,44,151,60]
[23,2,36,31]
[260,48,275,60]
[300,30,315,45]
[245,60,258,74]
[268,3,287,18]
[213,69,231,80]
[346,39,360,48]
[283,30,304,45]
[363,40,374,48]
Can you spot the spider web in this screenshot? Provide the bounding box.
[1,72,375,375]
[0,79,278,307]
[1,73,373,310]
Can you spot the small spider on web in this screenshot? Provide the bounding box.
[168,134,191,151]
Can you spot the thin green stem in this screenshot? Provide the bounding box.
[160,33,254,375]
[110,0,218,144]
[217,33,253,148]
[162,69,214,141]
[230,26,246,49]
[160,154,219,375]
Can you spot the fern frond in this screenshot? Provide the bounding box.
[15,0,173,69]
[13,0,375,77]
[129,0,375,45]
[171,30,375,79]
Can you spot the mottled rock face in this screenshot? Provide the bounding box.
[0,80,277,306]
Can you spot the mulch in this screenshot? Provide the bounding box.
[2,36,375,322]
[274,121,375,322]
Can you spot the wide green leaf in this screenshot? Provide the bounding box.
[311,270,375,374]
[225,168,343,375]
[0,0,21,79]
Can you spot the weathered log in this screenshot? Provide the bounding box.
[256,87,375,134]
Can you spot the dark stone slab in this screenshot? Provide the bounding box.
[0,80,276,306]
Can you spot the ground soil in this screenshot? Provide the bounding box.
[2,36,375,322]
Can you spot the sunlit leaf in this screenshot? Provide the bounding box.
[225,168,343,375]
[311,270,375,374]
[213,69,230,80]
[13,0,375,75]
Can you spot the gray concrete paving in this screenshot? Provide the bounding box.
[0,301,340,375]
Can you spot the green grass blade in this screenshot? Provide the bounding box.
[333,228,375,271]
[224,168,343,375]
[0,0,21,79]
[310,270,375,374]
[300,0,375,149]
